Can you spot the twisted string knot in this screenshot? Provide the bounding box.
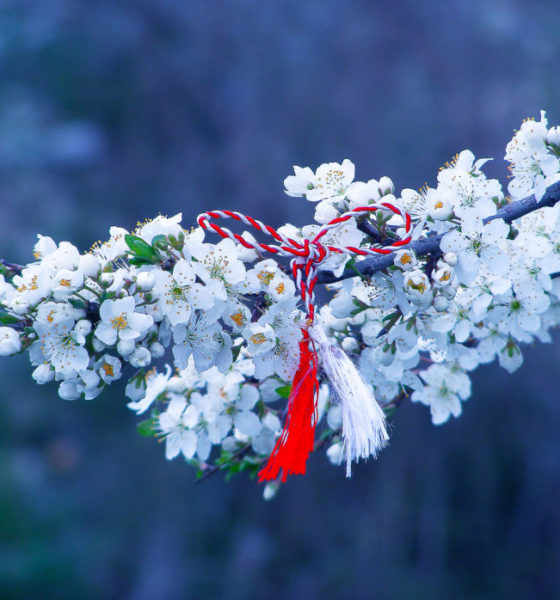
[299,238,327,264]
[197,202,413,482]
[197,202,412,320]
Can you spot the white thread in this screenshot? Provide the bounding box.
[310,319,389,477]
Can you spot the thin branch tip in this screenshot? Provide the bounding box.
[317,181,560,284]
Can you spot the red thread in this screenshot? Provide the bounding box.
[257,331,318,482]
[197,203,412,481]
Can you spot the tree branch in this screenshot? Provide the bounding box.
[317,180,560,284]
[0,259,23,277]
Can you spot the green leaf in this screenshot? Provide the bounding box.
[129,256,154,266]
[124,234,139,250]
[68,298,86,309]
[151,234,168,251]
[124,235,157,259]
[168,232,185,251]
[0,312,21,325]
[137,419,155,437]
[351,297,369,316]
[275,384,291,399]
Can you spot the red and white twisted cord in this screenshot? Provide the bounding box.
[197,203,412,319]
[197,202,412,482]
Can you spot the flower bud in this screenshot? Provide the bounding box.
[92,337,106,352]
[441,284,457,300]
[547,126,560,147]
[376,344,395,366]
[341,336,359,353]
[262,412,280,432]
[78,254,100,278]
[149,341,165,359]
[136,271,155,292]
[11,296,30,315]
[100,272,114,287]
[32,363,55,384]
[443,252,458,266]
[263,481,280,501]
[378,176,395,196]
[327,405,343,429]
[326,442,344,465]
[129,346,151,368]
[58,380,80,401]
[314,201,338,225]
[75,319,92,336]
[125,379,146,402]
[0,326,21,355]
[433,295,450,312]
[117,338,136,356]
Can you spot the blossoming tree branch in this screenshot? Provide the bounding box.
[1,112,560,499]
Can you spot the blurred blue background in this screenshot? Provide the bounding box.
[1,1,560,598]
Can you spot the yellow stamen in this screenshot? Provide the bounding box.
[257,270,274,284]
[230,311,245,327]
[111,313,128,330]
[103,363,114,377]
[249,333,267,345]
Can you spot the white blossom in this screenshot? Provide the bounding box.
[95,297,153,346]
[135,213,183,245]
[506,111,560,202]
[128,365,172,414]
[441,211,509,284]
[158,393,199,460]
[97,354,122,384]
[412,364,471,425]
[2,110,560,484]
[172,310,224,371]
[35,319,89,376]
[0,327,21,355]
[154,259,214,326]
[285,159,355,205]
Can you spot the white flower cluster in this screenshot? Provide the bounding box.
[506,110,560,202]
[1,111,560,490]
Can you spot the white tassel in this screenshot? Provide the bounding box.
[310,320,389,477]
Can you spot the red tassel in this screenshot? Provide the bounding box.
[258,330,319,482]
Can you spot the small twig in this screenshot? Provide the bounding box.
[313,430,337,452]
[357,219,384,243]
[195,444,252,483]
[376,309,402,338]
[382,390,407,412]
[0,259,24,276]
[251,291,267,322]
